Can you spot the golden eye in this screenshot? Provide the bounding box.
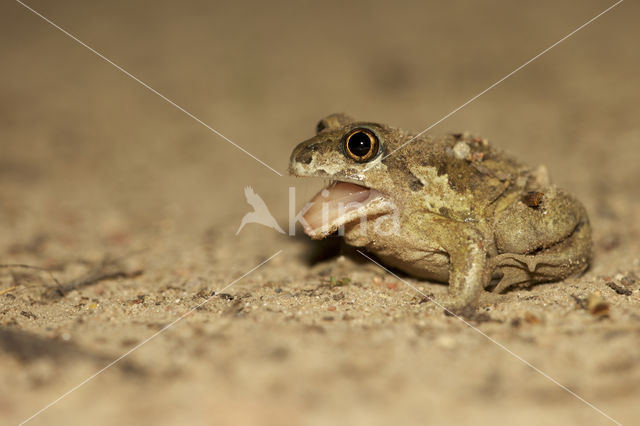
[343,128,380,163]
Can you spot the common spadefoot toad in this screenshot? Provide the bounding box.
[289,114,592,309]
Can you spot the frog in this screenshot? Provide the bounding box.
[289,113,592,309]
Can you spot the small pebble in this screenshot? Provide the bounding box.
[453,141,471,160]
[524,312,541,324]
[587,291,610,317]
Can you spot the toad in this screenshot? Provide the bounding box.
[289,114,591,309]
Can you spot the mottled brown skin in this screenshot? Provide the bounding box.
[290,114,592,309]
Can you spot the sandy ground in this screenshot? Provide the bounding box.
[1,0,639,425]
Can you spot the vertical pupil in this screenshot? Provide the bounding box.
[349,132,372,157]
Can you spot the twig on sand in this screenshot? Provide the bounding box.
[0,263,63,293]
[45,252,145,299]
[46,262,142,299]
[0,286,17,296]
[0,250,145,299]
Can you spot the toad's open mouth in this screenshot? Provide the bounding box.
[301,181,394,239]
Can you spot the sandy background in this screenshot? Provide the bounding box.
[1,0,639,425]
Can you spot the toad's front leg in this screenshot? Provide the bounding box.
[420,218,492,310]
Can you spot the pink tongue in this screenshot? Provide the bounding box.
[303,182,371,232]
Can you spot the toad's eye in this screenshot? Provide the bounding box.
[343,128,380,163]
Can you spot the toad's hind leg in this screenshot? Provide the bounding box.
[490,189,592,294]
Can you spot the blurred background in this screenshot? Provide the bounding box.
[1,1,639,425]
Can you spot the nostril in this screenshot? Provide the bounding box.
[296,143,321,165]
[298,150,313,164]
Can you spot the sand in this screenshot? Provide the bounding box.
[1,1,639,425]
